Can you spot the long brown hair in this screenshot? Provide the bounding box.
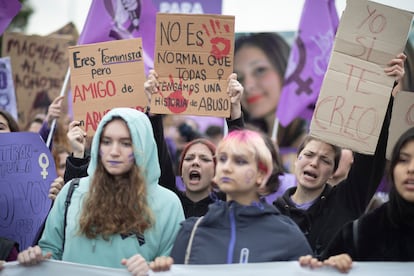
[79,120,154,239]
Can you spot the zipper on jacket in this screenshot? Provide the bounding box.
[227,205,236,264]
[239,248,249,263]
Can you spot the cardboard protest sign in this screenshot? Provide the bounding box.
[309,0,413,154]
[1,32,71,128]
[0,132,56,251]
[152,13,235,117]
[0,57,18,120]
[386,91,414,159]
[68,38,147,136]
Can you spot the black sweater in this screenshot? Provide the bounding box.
[273,97,393,258]
[323,187,414,261]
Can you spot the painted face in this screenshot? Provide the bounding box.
[181,143,215,195]
[295,140,336,192]
[0,114,11,133]
[56,151,69,178]
[215,145,264,204]
[234,45,282,119]
[99,119,135,177]
[394,140,414,203]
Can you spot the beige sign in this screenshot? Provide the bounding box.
[310,0,413,154]
[152,13,235,117]
[386,91,414,159]
[1,32,70,128]
[68,38,146,136]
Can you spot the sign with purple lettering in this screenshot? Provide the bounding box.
[0,132,56,251]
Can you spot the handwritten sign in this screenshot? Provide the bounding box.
[386,91,414,159]
[151,13,235,117]
[309,0,413,154]
[0,132,56,251]
[68,38,147,136]
[1,32,70,128]
[0,57,18,120]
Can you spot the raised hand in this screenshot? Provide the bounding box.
[67,120,86,158]
[45,95,64,127]
[227,73,244,120]
[48,176,65,200]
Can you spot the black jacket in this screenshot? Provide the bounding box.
[323,187,414,261]
[273,97,393,258]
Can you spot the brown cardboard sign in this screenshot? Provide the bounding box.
[1,32,70,128]
[68,38,146,136]
[310,0,413,154]
[152,13,235,117]
[386,91,414,160]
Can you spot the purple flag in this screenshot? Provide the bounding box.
[277,0,339,127]
[78,0,157,74]
[0,0,21,35]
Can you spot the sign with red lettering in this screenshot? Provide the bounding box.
[151,13,235,117]
[1,32,70,128]
[68,38,146,136]
[386,91,414,159]
[310,0,413,154]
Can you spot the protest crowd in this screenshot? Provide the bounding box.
[1,0,414,275]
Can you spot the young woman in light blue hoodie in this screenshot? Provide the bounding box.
[17,108,185,275]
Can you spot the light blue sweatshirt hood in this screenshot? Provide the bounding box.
[87,108,160,193]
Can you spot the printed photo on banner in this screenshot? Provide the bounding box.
[310,0,413,154]
[151,13,235,117]
[1,32,71,129]
[0,132,57,252]
[0,57,18,120]
[68,38,147,136]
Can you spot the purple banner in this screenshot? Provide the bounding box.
[0,132,56,251]
[277,0,338,127]
[0,0,21,35]
[152,0,222,14]
[0,57,18,121]
[78,0,157,74]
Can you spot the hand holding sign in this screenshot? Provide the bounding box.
[152,13,235,117]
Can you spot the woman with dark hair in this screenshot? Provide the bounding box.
[321,127,414,262]
[176,138,224,218]
[0,110,19,132]
[234,32,307,148]
[273,53,407,258]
